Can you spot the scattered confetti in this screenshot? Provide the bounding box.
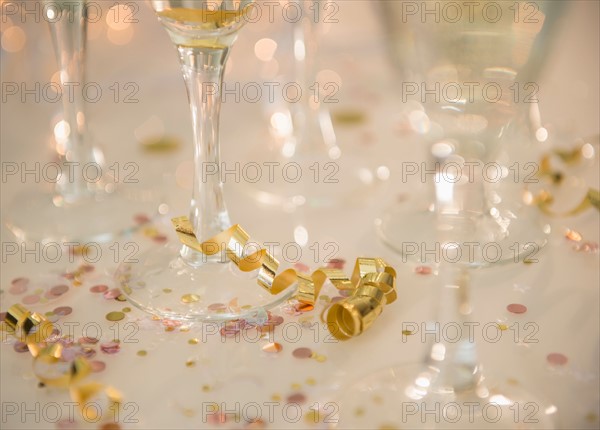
[22,294,40,305]
[326,258,346,269]
[547,353,568,366]
[100,341,120,354]
[292,347,313,359]
[103,289,122,300]
[106,311,125,322]
[402,330,414,336]
[507,304,527,314]
[415,266,432,275]
[208,303,226,311]
[565,229,582,242]
[262,342,283,353]
[90,284,109,293]
[137,350,147,357]
[286,393,307,404]
[293,262,310,273]
[122,307,131,313]
[13,341,29,353]
[134,214,151,225]
[79,337,99,344]
[181,293,200,304]
[186,360,196,367]
[163,288,173,294]
[188,338,199,345]
[9,278,29,294]
[50,285,69,296]
[573,242,599,253]
[53,306,72,316]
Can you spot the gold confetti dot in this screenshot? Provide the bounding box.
[372,395,383,405]
[332,109,367,125]
[305,410,321,424]
[585,413,598,422]
[402,330,413,336]
[137,350,147,357]
[106,311,125,322]
[182,408,195,417]
[315,354,327,363]
[523,259,535,264]
[305,378,316,386]
[271,394,281,401]
[202,385,211,392]
[497,323,508,331]
[186,360,196,367]
[506,378,519,386]
[115,295,127,302]
[163,288,172,293]
[291,383,302,390]
[165,326,175,332]
[379,425,399,430]
[180,326,190,332]
[355,407,365,417]
[181,293,200,304]
[122,307,131,313]
[188,338,199,345]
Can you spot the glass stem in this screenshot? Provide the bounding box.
[177,46,232,265]
[48,0,99,203]
[425,264,482,395]
[290,0,336,153]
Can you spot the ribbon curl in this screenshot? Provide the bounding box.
[2,304,122,420]
[172,216,397,339]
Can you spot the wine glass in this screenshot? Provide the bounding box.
[376,0,564,267]
[3,0,157,244]
[329,1,563,428]
[116,0,295,322]
[241,0,384,210]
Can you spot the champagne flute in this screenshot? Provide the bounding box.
[116,0,295,322]
[4,0,157,244]
[376,0,564,267]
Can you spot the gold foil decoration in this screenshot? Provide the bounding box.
[3,304,121,421]
[171,216,397,340]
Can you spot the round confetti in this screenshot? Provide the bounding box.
[293,262,310,273]
[100,341,120,354]
[565,229,582,242]
[80,264,95,273]
[106,311,125,322]
[80,347,96,359]
[100,423,121,430]
[103,288,121,300]
[208,303,226,311]
[153,235,168,243]
[54,306,72,316]
[415,266,432,275]
[286,393,307,404]
[22,294,40,305]
[122,307,131,313]
[262,342,283,353]
[9,279,28,294]
[507,303,527,314]
[137,350,147,357]
[90,284,108,293]
[296,303,314,313]
[292,347,313,359]
[13,341,29,353]
[266,315,284,326]
[162,288,172,294]
[547,353,568,366]
[134,213,151,225]
[188,338,199,345]
[181,293,200,304]
[79,337,99,344]
[50,284,69,296]
[326,258,346,269]
[89,360,106,372]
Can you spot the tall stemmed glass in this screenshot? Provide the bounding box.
[4,0,153,243]
[116,0,294,322]
[377,0,563,266]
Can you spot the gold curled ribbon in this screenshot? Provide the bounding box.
[172,216,397,339]
[535,188,600,217]
[2,304,122,418]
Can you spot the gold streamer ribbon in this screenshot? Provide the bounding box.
[535,138,600,216]
[2,304,121,419]
[172,216,397,339]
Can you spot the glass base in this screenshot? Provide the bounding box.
[329,363,557,429]
[115,241,296,323]
[4,187,160,244]
[241,148,385,210]
[377,202,550,268]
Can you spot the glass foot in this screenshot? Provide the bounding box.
[115,241,296,323]
[377,201,550,268]
[328,363,558,429]
[4,187,160,244]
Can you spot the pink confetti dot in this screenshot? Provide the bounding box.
[507,303,527,314]
[547,353,568,366]
[208,303,226,311]
[415,266,432,275]
[9,279,28,294]
[79,264,95,273]
[153,235,168,243]
[89,360,106,372]
[79,337,99,344]
[50,285,69,296]
[54,306,72,316]
[13,342,29,353]
[286,393,307,404]
[292,347,313,359]
[90,284,109,293]
[293,262,310,273]
[100,341,120,354]
[326,258,346,270]
[22,294,40,305]
[134,214,151,225]
[103,288,121,300]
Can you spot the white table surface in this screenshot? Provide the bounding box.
[1,1,599,429]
